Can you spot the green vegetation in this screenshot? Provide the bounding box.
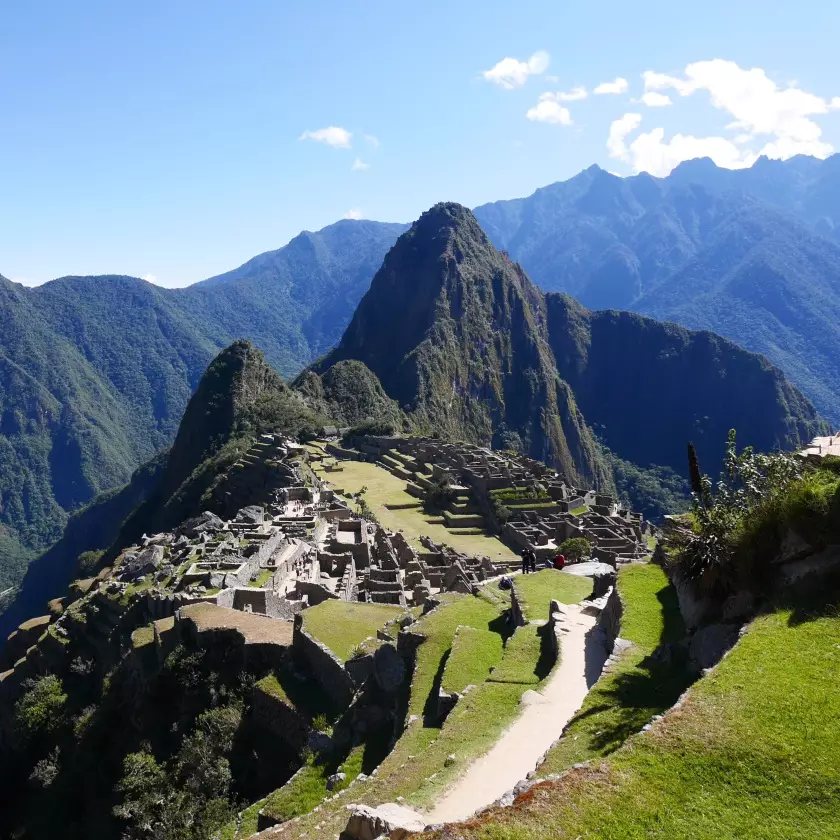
[557,536,591,562]
[248,568,273,588]
[606,451,690,522]
[422,476,459,514]
[513,570,592,621]
[441,626,505,695]
[487,623,551,685]
[442,602,840,839]
[539,563,690,773]
[294,360,403,431]
[301,600,402,662]
[14,675,67,745]
[668,430,838,600]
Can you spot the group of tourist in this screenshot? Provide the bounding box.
[520,547,566,574]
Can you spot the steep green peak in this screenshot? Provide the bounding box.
[163,340,285,493]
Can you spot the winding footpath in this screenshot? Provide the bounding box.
[424,603,603,824]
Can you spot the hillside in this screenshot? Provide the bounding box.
[473,157,840,424]
[312,203,825,487]
[0,342,322,641]
[0,220,402,597]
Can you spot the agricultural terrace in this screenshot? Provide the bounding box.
[513,569,593,621]
[301,600,403,661]
[317,459,517,562]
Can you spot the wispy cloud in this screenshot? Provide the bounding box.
[351,158,370,172]
[483,50,550,89]
[640,91,672,107]
[142,273,157,284]
[344,208,364,220]
[299,126,353,148]
[364,134,380,148]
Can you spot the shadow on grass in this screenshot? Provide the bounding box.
[423,649,450,726]
[656,583,686,645]
[776,570,840,627]
[488,610,515,642]
[561,653,695,757]
[535,624,555,681]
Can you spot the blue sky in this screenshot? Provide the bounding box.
[3,0,840,287]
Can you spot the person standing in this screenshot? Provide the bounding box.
[521,548,530,574]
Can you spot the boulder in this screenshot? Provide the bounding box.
[776,546,840,590]
[721,590,755,622]
[342,803,426,840]
[772,528,813,565]
[373,643,405,693]
[307,730,334,755]
[327,772,346,791]
[236,505,265,525]
[688,623,740,672]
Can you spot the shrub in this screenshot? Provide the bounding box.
[14,675,67,745]
[558,537,592,563]
[344,419,395,440]
[76,549,105,576]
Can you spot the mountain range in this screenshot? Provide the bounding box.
[3,153,840,606]
[1,201,825,640]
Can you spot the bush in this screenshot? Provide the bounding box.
[76,549,105,577]
[14,675,67,745]
[558,537,592,563]
[344,419,395,440]
[667,430,810,596]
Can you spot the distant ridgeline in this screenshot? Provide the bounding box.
[0,200,829,637]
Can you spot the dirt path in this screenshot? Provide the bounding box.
[424,604,603,824]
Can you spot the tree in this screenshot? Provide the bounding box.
[14,675,67,746]
[687,442,704,500]
[557,537,592,563]
[422,476,458,513]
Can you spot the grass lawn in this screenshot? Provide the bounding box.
[538,562,691,774]
[248,568,274,588]
[431,601,840,839]
[301,600,402,661]
[441,626,505,695]
[322,460,516,562]
[513,569,592,621]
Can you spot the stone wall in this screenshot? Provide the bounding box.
[292,621,354,709]
[251,680,309,751]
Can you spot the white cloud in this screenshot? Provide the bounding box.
[594,77,629,95]
[10,276,42,287]
[142,273,157,284]
[299,126,352,148]
[642,59,837,160]
[344,208,364,220]
[628,129,756,177]
[640,91,673,108]
[364,134,380,148]
[526,92,572,125]
[607,113,642,160]
[555,86,588,102]
[351,158,370,172]
[483,50,550,89]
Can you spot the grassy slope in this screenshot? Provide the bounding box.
[320,460,516,561]
[441,626,505,696]
[539,563,690,773]
[514,569,593,621]
[429,602,840,839]
[301,600,402,662]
